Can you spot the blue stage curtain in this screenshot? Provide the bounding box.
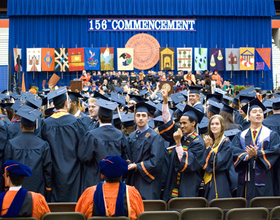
[8,0,275,17]
[8,0,275,90]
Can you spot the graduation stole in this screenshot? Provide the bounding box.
[92,182,128,217]
[51,109,69,119]
[203,135,226,185]
[171,132,198,197]
[0,188,27,217]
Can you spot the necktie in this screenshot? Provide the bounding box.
[253,130,257,138]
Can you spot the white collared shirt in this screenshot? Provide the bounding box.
[9,186,21,191]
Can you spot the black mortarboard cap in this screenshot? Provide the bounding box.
[95,98,118,117]
[223,95,233,105]
[206,93,223,103]
[213,88,226,95]
[11,100,24,112]
[239,87,256,103]
[232,94,239,106]
[1,103,13,110]
[44,107,56,118]
[94,91,110,101]
[113,112,126,127]
[189,86,202,94]
[115,87,124,94]
[208,100,223,115]
[170,93,186,104]
[68,91,83,102]
[129,94,146,103]
[47,86,67,106]
[239,95,255,104]
[132,101,156,114]
[198,122,208,134]
[269,97,280,110]
[153,115,177,123]
[111,92,126,107]
[224,129,240,140]
[139,89,148,97]
[182,105,204,123]
[120,113,135,128]
[10,93,20,100]
[148,117,155,129]
[221,104,235,114]
[25,94,42,109]
[262,100,273,109]
[241,98,266,114]
[16,105,42,127]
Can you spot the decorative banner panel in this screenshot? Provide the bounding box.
[159,47,175,70]
[100,47,114,71]
[177,48,192,71]
[225,48,240,71]
[255,48,271,71]
[117,48,134,71]
[209,48,224,71]
[13,48,22,72]
[240,47,255,71]
[84,47,100,70]
[194,48,207,71]
[68,48,85,71]
[26,48,41,72]
[41,48,55,71]
[55,48,69,72]
[125,33,160,70]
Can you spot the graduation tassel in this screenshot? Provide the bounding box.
[36,118,38,130]
[246,102,250,122]
[78,99,82,111]
[117,106,122,120]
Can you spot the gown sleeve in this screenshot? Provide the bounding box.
[127,186,144,220]
[75,186,96,219]
[30,192,51,220]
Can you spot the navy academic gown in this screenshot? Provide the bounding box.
[41,113,86,202]
[4,132,52,197]
[78,125,128,189]
[0,120,8,192]
[263,114,280,137]
[234,111,243,125]
[262,114,280,195]
[239,118,251,131]
[78,112,92,130]
[158,120,205,202]
[203,139,232,201]
[126,128,166,200]
[232,127,280,201]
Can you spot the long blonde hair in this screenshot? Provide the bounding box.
[208,115,225,147]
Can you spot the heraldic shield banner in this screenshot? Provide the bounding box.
[68,48,85,72]
[160,47,175,70]
[117,48,134,71]
[240,47,255,71]
[41,48,55,71]
[101,47,114,71]
[84,48,100,71]
[255,48,271,71]
[177,48,192,71]
[26,48,41,72]
[55,48,69,72]
[209,48,224,71]
[225,48,240,71]
[194,48,207,71]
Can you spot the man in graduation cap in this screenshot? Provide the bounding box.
[232,98,280,201]
[188,86,204,113]
[159,89,205,201]
[78,99,128,189]
[0,160,50,219]
[76,156,144,220]
[68,91,92,129]
[41,87,86,202]
[126,102,166,200]
[4,105,52,200]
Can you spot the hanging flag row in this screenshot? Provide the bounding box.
[13,47,271,72]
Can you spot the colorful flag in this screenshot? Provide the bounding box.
[117,48,134,71]
[255,48,271,71]
[194,48,207,71]
[68,48,85,71]
[41,48,55,71]
[100,47,114,71]
[225,48,240,71]
[26,48,41,72]
[13,48,22,72]
[209,48,224,71]
[177,48,192,71]
[84,48,100,70]
[240,47,255,71]
[159,47,175,70]
[55,48,69,72]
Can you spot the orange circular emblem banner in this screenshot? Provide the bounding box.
[125,33,160,70]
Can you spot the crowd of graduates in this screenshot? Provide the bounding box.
[0,69,280,219]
